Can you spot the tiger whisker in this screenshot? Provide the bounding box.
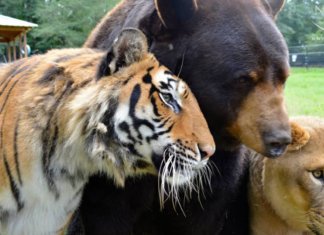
[158,145,212,216]
[177,50,186,77]
[203,162,214,193]
[209,160,221,177]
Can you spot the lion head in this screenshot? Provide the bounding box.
[249,116,324,235]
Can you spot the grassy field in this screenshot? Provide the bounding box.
[285,67,324,117]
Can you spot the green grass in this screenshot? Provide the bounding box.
[285,67,324,117]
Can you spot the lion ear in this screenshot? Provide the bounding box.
[97,28,148,79]
[287,121,310,151]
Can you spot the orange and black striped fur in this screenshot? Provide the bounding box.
[0,28,215,235]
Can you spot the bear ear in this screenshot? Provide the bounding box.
[154,0,198,29]
[97,28,148,79]
[264,0,286,18]
[287,121,310,152]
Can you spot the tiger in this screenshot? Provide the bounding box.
[0,28,215,235]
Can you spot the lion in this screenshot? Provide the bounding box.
[249,116,324,235]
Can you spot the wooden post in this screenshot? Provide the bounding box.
[7,42,11,62]
[23,33,27,58]
[19,35,23,59]
[13,38,17,61]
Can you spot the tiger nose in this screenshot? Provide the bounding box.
[198,144,216,159]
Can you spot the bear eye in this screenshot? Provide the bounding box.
[238,75,252,85]
[312,170,324,180]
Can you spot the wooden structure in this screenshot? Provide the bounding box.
[0,15,37,62]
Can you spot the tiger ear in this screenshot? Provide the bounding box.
[287,121,310,152]
[97,28,148,79]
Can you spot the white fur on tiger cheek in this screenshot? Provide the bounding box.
[114,103,129,123]
[114,102,169,160]
[113,103,131,144]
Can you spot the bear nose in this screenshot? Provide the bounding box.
[198,144,216,159]
[264,130,292,158]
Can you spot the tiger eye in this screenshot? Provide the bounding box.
[161,93,173,103]
[312,170,324,179]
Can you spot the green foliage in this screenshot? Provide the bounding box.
[0,0,119,53]
[306,4,324,44]
[285,67,324,117]
[0,0,37,21]
[31,0,119,52]
[277,0,324,46]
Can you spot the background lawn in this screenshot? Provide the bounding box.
[285,67,324,117]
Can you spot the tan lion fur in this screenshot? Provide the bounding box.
[249,116,324,235]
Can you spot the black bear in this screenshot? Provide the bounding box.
[78,0,291,234]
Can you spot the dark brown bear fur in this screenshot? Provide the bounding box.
[75,0,291,234]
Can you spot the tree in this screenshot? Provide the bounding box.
[277,0,323,46]
[0,0,119,53]
[0,0,36,21]
[306,4,324,44]
[31,0,119,52]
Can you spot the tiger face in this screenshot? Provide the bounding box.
[115,61,215,185]
[68,29,215,190]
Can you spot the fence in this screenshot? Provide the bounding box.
[289,44,324,67]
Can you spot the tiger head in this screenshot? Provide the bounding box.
[69,29,215,192]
